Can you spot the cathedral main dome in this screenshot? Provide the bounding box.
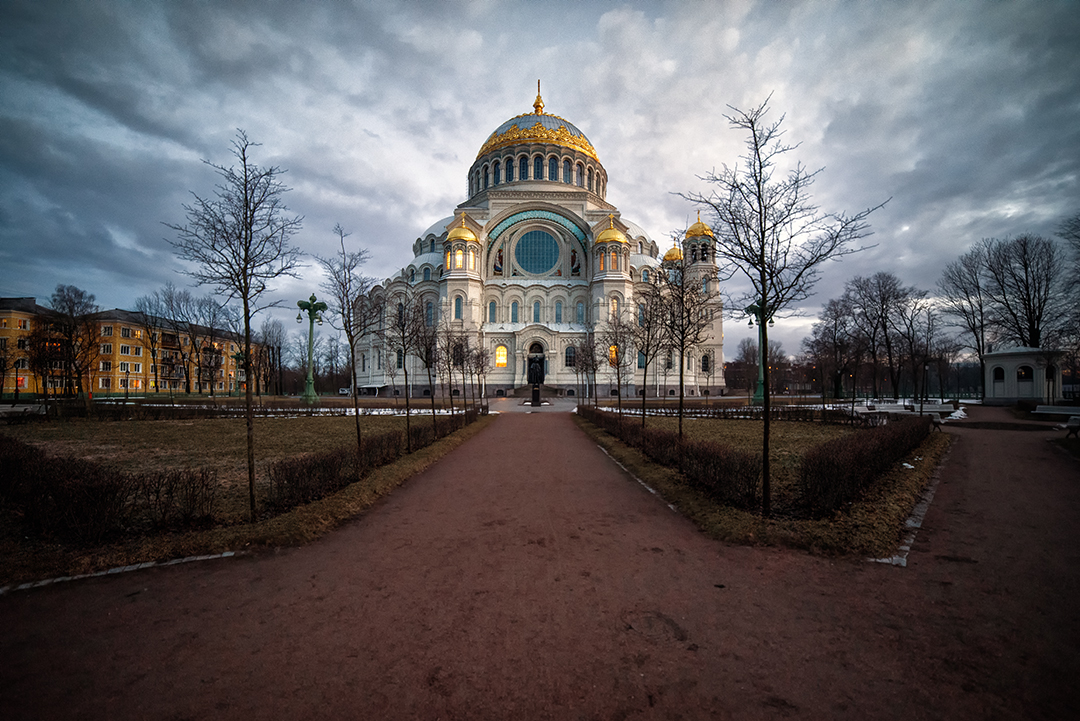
[466,88,608,201]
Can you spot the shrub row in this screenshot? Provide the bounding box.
[797,414,931,514]
[578,406,761,510]
[0,434,216,545]
[266,407,483,512]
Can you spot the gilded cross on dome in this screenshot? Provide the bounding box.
[533,79,544,114]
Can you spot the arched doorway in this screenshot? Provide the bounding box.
[527,342,546,384]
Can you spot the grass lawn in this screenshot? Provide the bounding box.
[1,412,494,586]
[575,414,953,557]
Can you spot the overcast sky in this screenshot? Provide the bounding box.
[2,0,1078,356]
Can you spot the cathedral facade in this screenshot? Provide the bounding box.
[354,92,725,399]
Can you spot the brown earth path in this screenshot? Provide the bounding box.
[1,401,1078,720]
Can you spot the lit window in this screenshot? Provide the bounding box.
[495,345,508,367]
[489,301,497,322]
[555,301,562,323]
[446,250,451,268]
[609,297,619,319]
[1017,365,1033,381]
[455,249,463,269]
[469,250,475,271]
[133,329,142,339]
[511,301,519,323]
[599,253,604,271]
[610,251,618,271]
[455,296,463,320]
[609,345,618,366]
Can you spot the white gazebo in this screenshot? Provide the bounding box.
[983,347,1063,405]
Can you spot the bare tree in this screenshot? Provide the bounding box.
[385,288,426,451]
[804,296,861,401]
[682,98,883,517]
[657,253,716,438]
[845,273,914,399]
[167,130,304,521]
[317,224,378,452]
[631,277,670,427]
[598,303,636,420]
[982,234,1067,349]
[938,242,993,398]
[48,284,100,407]
[134,292,167,394]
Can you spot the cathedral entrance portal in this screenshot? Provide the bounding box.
[527,342,545,406]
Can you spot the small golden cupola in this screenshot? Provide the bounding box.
[446,216,477,243]
[686,212,714,240]
[595,214,627,244]
[662,243,683,262]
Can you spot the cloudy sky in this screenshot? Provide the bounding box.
[2,0,1078,356]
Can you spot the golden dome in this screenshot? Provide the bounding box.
[686,212,714,239]
[446,216,477,243]
[663,244,683,262]
[595,215,627,244]
[476,89,598,162]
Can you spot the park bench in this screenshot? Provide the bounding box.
[1034,405,1079,418]
[926,412,947,431]
[1058,416,1080,439]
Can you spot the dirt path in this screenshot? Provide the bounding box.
[2,405,1078,719]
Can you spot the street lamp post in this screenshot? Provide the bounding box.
[745,301,774,405]
[297,293,327,405]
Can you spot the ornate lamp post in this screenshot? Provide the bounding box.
[745,301,774,405]
[296,293,327,405]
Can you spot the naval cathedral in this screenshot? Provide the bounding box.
[353,91,725,398]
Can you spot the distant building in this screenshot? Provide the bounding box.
[353,91,725,398]
[0,298,254,398]
[983,347,1064,405]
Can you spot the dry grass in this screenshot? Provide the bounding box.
[575,415,952,557]
[1,413,495,585]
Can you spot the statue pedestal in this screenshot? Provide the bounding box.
[531,384,541,407]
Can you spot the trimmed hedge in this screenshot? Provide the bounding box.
[578,406,761,510]
[798,414,931,514]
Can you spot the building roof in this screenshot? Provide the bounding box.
[475,92,598,161]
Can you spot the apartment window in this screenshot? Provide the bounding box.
[130,363,141,373]
[17,338,27,350]
[132,346,142,356]
[101,325,113,336]
[133,329,142,339]
[17,319,29,330]
[120,345,131,355]
[99,377,112,389]
[119,361,130,372]
[101,343,113,355]
[121,327,132,338]
[100,361,112,372]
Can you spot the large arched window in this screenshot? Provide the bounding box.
[609,297,619,319]
[1017,365,1033,381]
[495,345,508,368]
[493,160,500,185]
[701,354,711,372]
[520,156,528,181]
[488,301,497,323]
[993,367,1005,381]
[423,267,431,281]
[608,344,619,367]
[425,301,434,326]
[505,158,513,182]
[637,303,645,326]
[563,159,571,183]
[565,346,576,367]
[576,302,585,324]
[511,301,519,323]
[549,156,557,181]
[515,230,560,274]
[534,155,543,180]
[576,162,584,187]
[555,301,563,323]
[454,249,464,269]
[396,302,404,328]
[454,296,463,320]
